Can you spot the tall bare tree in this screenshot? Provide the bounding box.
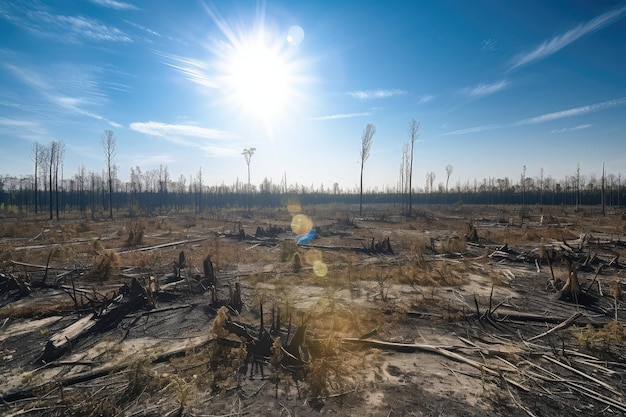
[242,148,256,214]
[101,130,117,219]
[445,164,454,197]
[407,119,420,216]
[359,123,376,216]
[426,171,436,196]
[31,142,45,214]
[48,141,57,220]
[54,142,65,220]
[47,141,64,220]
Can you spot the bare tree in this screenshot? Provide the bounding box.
[55,142,65,220]
[75,165,86,213]
[46,141,64,220]
[426,171,436,197]
[399,142,410,214]
[539,167,544,207]
[101,130,117,219]
[242,148,256,214]
[31,142,45,214]
[407,119,419,216]
[48,141,57,220]
[521,165,527,208]
[359,123,375,216]
[445,164,454,198]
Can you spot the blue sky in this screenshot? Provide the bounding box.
[1,0,625,192]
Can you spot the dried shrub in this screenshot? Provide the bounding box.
[88,250,120,281]
[51,244,70,262]
[574,321,626,359]
[76,221,92,233]
[280,240,300,262]
[306,335,355,398]
[440,236,466,254]
[125,221,145,247]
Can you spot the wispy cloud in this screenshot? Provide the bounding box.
[444,97,626,136]
[130,121,234,141]
[510,4,626,70]
[461,79,510,98]
[0,117,48,141]
[125,20,160,37]
[443,124,502,136]
[348,89,407,99]
[90,0,138,11]
[418,95,435,104]
[0,2,132,44]
[158,52,218,89]
[3,62,120,126]
[515,97,626,125]
[310,112,372,121]
[481,38,497,51]
[551,124,592,134]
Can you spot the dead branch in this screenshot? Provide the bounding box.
[527,312,583,341]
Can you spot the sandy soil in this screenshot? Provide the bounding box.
[1,204,625,416]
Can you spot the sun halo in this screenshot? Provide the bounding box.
[210,18,307,130]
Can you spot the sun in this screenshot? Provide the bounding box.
[223,32,292,123]
[207,7,307,129]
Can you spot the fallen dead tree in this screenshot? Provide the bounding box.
[39,277,153,363]
[1,335,212,403]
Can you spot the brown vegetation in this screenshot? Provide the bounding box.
[1,204,626,416]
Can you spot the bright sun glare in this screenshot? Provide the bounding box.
[226,34,290,122]
[207,6,307,129]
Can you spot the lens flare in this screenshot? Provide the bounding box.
[312,260,328,277]
[287,26,304,46]
[286,196,302,214]
[291,213,313,235]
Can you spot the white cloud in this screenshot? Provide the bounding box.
[4,63,121,126]
[130,121,233,141]
[158,52,218,89]
[443,124,501,136]
[418,95,435,104]
[90,0,138,11]
[348,89,407,99]
[481,38,497,51]
[0,3,132,44]
[510,4,626,70]
[310,112,372,121]
[125,20,160,37]
[461,80,509,98]
[550,124,592,134]
[516,97,626,125]
[0,117,48,141]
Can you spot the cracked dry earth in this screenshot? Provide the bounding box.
[1,205,626,416]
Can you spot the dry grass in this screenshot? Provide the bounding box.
[87,250,120,281]
[574,321,626,359]
[124,221,145,247]
[0,298,76,319]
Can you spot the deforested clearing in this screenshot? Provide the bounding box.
[1,204,626,416]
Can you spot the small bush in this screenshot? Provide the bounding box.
[125,221,145,247]
[88,250,120,281]
[574,321,626,359]
[440,236,466,254]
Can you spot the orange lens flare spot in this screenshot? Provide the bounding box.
[291,213,313,235]
[312,260,328,277]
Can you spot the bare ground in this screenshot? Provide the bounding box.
[1,204,626,416]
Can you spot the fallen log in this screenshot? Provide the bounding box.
[1,336,212,403]
[39,278,153,363]
[342,338,527,391]
[527,312,583,341]
[116,236,209,254]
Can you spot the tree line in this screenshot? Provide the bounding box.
[1,128,624,218]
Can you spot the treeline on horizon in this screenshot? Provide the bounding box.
[0,166,624,219]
